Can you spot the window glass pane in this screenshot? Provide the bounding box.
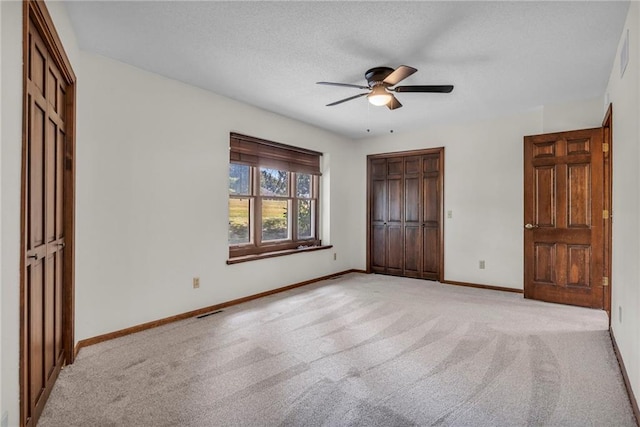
[262,199,290,241]
[228,198,250,244]
[297,200,314,239]
[296,173,312,198]
[229,163,250,195]
[260,168,288,196]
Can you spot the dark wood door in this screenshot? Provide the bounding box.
[524,128,605,308]
[421,154,441,280]
[370,158,387,273]
[370,158,404,275]
[386,159,404,276]
[368,149,443,280]
[403,156,422,278]
[23,16,68,426]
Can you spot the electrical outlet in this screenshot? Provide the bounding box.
[447,210,453,219]
[193,277,200,289]
[333,253,337,261]
[479,260,485,269]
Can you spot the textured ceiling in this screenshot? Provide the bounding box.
[64,1,629,139]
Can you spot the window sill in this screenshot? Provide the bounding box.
[227,244,333,265]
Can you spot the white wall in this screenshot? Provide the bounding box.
[542,96,605,133]
[74,52,358,341]
[606,0,640,405]
[353,99,603,290]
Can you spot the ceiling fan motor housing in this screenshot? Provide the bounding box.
[365,67,395,87]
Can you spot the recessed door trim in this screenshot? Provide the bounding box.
[21,1,76,426]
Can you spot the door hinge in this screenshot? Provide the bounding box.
[603,143,610,153]
[602,277,609,287]
[603,210,609,219]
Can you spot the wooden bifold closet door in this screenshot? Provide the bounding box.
[22,2,77,426]
[368,148,443,281]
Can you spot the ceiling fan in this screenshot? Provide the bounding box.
[317,65,453,110]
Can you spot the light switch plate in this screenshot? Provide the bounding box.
[2,411,9,427]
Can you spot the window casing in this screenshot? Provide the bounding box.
[228,134,321,258]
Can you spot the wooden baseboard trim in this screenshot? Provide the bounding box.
[75,269,365,353]
[610,327,640,426]
[441,279,524,294]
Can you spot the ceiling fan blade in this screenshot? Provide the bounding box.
[393,85,454,93]
[326,92,368,106]
[387,95,402,110]
[317,81,370,90]
[383,65,417,86]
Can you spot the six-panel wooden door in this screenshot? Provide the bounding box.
[524,128,605,308]
[368,149,443,280]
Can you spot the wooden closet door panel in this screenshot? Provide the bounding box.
[422,154,441,279]
[404,156,422,277]
[28,260,45,407]
[371,158,386,178]
[370,157,387,273]
[387,225,403,274]
[423,176,439,223]
[404,225,421,277]
[55,250,64,358]
[371,225,386,273]
[422,227,440,278]
[387,158,403,177]
[44,253,56,378]
[386,173,403,275]
[404,176,420,223]
[45,119,57,243]
[371,179,386,223]
[387,178,402,223]
[30,101,46,250]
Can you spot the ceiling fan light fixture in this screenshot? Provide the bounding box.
[368,86,392,106]
[318,65,454,109]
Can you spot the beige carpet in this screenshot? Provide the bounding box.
[39,273,636,426]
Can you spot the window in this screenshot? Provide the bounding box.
[228,133,322,259]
